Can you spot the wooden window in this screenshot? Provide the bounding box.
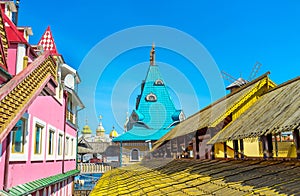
[48,130,55,155]
[34,124,43,154]
[58,134,63,155]
[65,137,69,155]
[12,118,26,153]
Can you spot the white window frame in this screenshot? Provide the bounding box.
[46,125,56,160]
[56,130,64,160]
[65,135,76,160]
[65,136,69,156]
[10,114,30,161]
[31,117,46,161]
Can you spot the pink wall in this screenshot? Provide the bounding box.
[7,46,17,76]
[0,137,7,190]
[7,160,75,188]
[6,96,77,188]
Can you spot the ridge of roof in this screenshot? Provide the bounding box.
[3,12,28,43]
[0,7,8,70]
[266,75,300,94]
[183,71,271,122]
[153,72,272,147]
[208,75,300,144]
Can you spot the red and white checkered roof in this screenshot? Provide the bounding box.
[37,26,58,54]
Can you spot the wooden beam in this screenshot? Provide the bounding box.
[293,129,300,159]
[223,142,227,158]
[233,140,239,159]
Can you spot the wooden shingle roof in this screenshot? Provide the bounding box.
[154,72,273,148]
[209,76,300,144]
[91,159,300,195]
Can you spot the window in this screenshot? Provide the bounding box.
[154,79,164,86]
[58,134,63,155]
[145,93,157,102]
[131,149,139,161]
[67,95,73,112]
[48,130,55,155]
[34,124,43,154]
[12,118,26,153]
[65,137,69,155]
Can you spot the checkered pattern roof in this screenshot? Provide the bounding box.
[37,26,58,54]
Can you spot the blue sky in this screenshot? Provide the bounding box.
[18,1,300,134]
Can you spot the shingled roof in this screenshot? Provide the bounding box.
[209,76,300,144]
[114,46,183,142]
[154,72,274,149]
[90,159,300,195]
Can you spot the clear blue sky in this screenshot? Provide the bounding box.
[18,1,300,134]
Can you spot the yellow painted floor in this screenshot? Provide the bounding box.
[90,159,300,195]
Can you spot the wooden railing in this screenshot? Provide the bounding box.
[67,110,75,124]
[77,163,112,174]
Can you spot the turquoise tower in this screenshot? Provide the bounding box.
[113,44,185,142]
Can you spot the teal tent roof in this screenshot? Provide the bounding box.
[113,127,172,142]
[115,61,184,142]
[136,65,177,129]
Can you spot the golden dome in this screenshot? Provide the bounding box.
[96,115,105,133]
[109,126,118,138]
[96,125,105,133]
[82,124,92,134]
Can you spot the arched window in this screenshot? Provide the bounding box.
[131,149,139,161]
[146,93,157,102]
[154,79,164,86]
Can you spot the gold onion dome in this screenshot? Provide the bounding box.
[109,126,118,138]
[82,124,92,134]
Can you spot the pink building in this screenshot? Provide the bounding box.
[0,1,84,195]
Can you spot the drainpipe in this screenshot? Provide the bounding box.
[62,90,68,174]
[3,132,11,191]
[75,106,84,170]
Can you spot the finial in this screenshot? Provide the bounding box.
[99,115,102,120]
[150,42,155,66]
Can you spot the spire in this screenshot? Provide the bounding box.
[37,26,58,55]
[150,43,155,66]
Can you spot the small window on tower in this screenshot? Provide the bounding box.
[154,79,164,86]
[146,93,157,102]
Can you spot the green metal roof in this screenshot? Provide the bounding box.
[2,169,79,196]
[115,63,183,142]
